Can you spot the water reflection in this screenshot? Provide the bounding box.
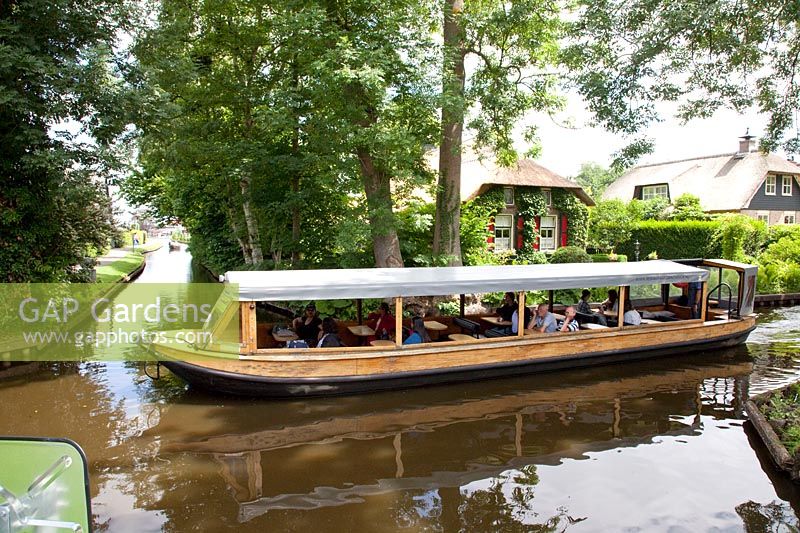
[107,353,769,531]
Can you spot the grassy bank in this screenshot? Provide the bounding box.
[95,252,145,283]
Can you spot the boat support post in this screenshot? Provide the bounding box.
[395,297,403,347]
[617,285,627,328]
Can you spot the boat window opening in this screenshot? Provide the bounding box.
[714,268,743,312]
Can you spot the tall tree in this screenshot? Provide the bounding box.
[572,162,618,199]
[433,0,565,265]
[565,0,800,158]
[0,0,128,281]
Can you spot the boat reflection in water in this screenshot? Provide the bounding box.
[132,350,765,530]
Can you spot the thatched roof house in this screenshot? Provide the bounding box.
[604,134,800,225]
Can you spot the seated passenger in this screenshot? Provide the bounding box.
[317,317,345,347]
[496,292,517,322]
[576,289,607,326]
[533,303,558,333]
[486,305,532,336]
[600,289,619,313]
[557,306,580,332]
[404,316,431,345]
[367,302,396,342]
[623,299,642,326]
[292,303,322,346]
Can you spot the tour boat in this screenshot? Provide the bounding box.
[151,258,758,398]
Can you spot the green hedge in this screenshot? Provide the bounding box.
[589,253,628,263]
[617,220,721,260]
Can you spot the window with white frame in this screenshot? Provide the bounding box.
[542,189,552,207]
[494,215,513,252]
[782,175,793,196]
[756,213,769,225]
[503,187,514,206]
[539,216,557,251]
[765,175,776,195]
[785,213,796,225]
[642,184,669,201]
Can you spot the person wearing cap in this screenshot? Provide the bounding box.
[292,303,322,346]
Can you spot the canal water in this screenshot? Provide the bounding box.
[2,243,800,531]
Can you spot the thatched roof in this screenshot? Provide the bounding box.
[425,147,595,206]
[603,151,800,211]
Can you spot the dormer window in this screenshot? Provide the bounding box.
[642,184,668,201]
[765,175,776,195]
[782,175,793,196]
[503,187,514,206]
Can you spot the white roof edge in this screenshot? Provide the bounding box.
[225,261,709,301]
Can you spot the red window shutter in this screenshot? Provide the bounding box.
[533,216,541,251]
[561,215,568,247]
[516,216,524,249]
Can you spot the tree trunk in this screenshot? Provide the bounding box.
[239,173,264,265]
[356,147,404,268]
[226,186,253,265]
[433,0,466,266]
[227,199,252,265]
[290,61,302,266]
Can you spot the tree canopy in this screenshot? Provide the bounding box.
[0,0,129,281]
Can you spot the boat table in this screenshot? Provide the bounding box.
[580,322,609,330]
[348,325,376,337]
[423,320,448,340]
[448,333,476,342]
[348,324,376,346]
[370,339,396,347]
[481,316,511,327]
[271,330,298,344]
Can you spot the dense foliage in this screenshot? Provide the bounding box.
[566,0,800,163]
[0,0,127,281]
[617,220,722,260]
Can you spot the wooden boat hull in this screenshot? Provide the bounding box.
[154,316,756,398]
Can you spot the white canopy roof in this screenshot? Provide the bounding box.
[225,260,708,301]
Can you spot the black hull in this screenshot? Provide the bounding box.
[159,327,754,398]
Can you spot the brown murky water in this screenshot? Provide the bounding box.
[2,244,800,531]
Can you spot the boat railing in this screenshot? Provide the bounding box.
[707,282,736,319]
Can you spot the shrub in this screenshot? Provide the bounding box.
[589,253,628,263]
[617,220,720,259]
[765,225,800,247]
[714,213,766,261]
[670,193,708,221]
[760,236,800,266]
[549,246,592,264]
[588,200,634,252]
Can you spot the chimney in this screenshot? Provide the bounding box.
[738,129,757,154]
